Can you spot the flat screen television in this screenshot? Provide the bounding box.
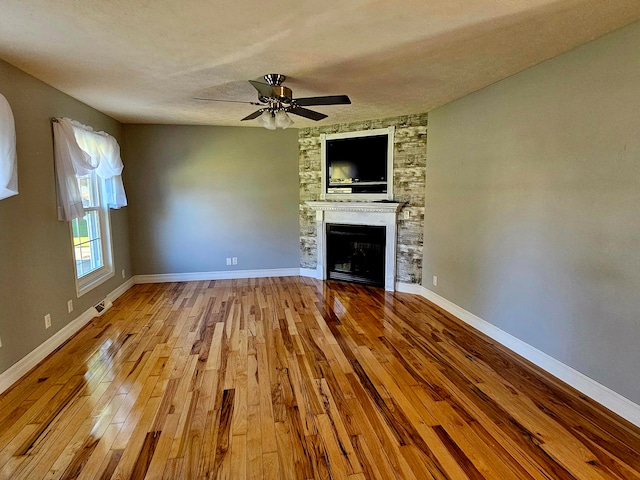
[326,134,389,194]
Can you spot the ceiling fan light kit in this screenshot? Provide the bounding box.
[275,109,294,129]
[196,74,351,129]
[259,110,277,130]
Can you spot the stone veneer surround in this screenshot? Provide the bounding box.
[299,113,428,284]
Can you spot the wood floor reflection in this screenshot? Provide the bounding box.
[1,277,639,479]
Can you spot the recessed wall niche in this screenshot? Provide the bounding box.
[322,127,395,201]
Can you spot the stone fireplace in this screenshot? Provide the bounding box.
[299,113,428,287]
[307,201,402,290]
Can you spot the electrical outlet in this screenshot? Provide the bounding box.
[226,257,232,266]
[232,257,238,265]
[121,269,126,279]
[433,275,438,286]
[67,300,73,313]
[403,210,410,220]
[44,314,52,329]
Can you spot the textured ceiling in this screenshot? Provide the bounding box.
[1,0,639,127]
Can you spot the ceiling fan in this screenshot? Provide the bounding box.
[195,74,351,129]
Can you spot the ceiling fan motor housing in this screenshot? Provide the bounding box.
[271,85,293,102]
[262,74,292,102]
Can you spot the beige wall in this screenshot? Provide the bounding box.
[0,59,132,375]
[424,21,640,403]
[122,124,300,275]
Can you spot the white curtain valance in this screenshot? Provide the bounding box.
[53,117,127,221]
[0,93,18,201]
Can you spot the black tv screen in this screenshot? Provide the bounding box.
[327,135,388,187]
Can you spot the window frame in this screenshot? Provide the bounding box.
[69,171,114,297]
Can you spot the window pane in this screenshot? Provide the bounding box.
[77,174,98,208]
[86,210,101,239]
[75,244,88,277]
[87,238,104,272]
[75,241,104,278]
[72,217,88,247]
[72,208,104,278]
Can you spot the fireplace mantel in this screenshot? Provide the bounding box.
[307,201,403,214]
[307,201,402,290]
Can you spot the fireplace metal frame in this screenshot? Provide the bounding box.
[326,223,386,287]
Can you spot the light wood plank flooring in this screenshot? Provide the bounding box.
[1,277,640,479]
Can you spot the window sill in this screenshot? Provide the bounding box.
[76,269,114,298]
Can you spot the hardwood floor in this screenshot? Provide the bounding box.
[1,277,639,479]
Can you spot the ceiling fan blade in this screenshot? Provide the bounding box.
[249,80,276,99]
[289,106,328,121]
[194,97,263,105]
[241,110,264,121]
[294,95,351,106]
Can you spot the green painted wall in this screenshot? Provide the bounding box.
[122,124,300,275]
[0,59,132,375]
[424,21,640,403]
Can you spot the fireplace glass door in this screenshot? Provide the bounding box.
[326,224,385,287]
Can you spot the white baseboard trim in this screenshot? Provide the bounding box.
[417,285,640,428]
[0,278,134,396]
[299,268,321,279]
[134,268,301,284]
[0,308,95,395]
[396,282,423,295]
[107,277,135,302]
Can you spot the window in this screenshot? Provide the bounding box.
[0,93,18,201]
[52,117,126,297]
[71,172,114,296]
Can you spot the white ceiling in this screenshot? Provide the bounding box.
[1,0,639,128]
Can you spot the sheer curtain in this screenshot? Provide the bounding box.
[0,93,18,201]
[53,117,127,221]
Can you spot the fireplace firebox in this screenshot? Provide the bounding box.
[326,224,386,287]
